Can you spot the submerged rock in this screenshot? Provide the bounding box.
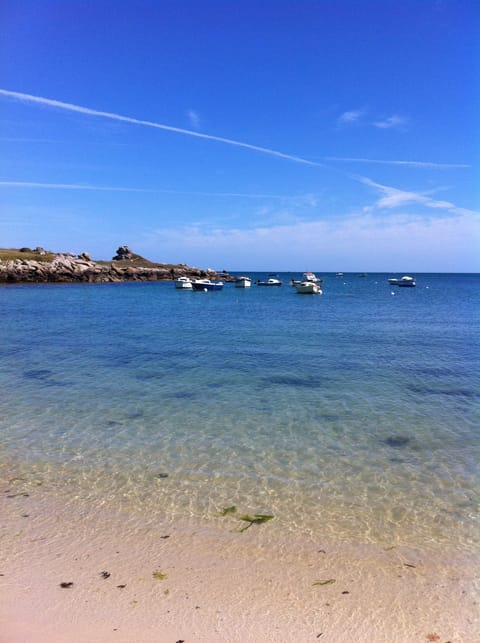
[383,435,411,448]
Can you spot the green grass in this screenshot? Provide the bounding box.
[0,248,56,262]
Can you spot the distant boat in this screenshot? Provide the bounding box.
[335,272,344,277]
[396,275,416,287]
[296,281,322,295]
[174,276,193,289]
[256,278,282,286]
[234,276,252,288]
[191,279,224,291]
[358,273,368,278]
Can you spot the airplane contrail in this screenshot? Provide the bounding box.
[0,88,322,168]
[324,156,469,169]
[0,180,296,199]
[0,181,151,192]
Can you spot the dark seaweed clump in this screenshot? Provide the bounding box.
[383,435,411,448]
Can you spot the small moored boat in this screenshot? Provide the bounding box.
[291,272,322,286]
[397,275,416,287]
[191,279,224,291]
[388,275,416,287]
[296,281,322,294]
[255,278,282,286]
[234,276,252,288]
[303,272,322,283]
[174,276,193,289]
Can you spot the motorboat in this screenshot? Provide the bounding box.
[255,278,282,286]
[296,281,322,294]
[388,275,416,287]
[302,272,322,283]
[174,276,193,289]
[335,272,344,277]
[397,275,416,287]
[234,276,252,288]
[290,272,322,286]
[191,279,224,291]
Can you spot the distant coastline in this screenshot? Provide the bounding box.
[0,245,227,284]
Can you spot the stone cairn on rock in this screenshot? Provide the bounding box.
[112,245,134,261]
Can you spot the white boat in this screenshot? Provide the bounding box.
[397,275,416,287]
[296,281,322,294]
[388,275,416,287]
[234,276,252,288]
[255,278,282,286]
[174,276,193,289]
[191,279,224,291]
[291,272,322,286]
[302,272,322,283]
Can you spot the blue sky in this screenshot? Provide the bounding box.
[0,1,478,271]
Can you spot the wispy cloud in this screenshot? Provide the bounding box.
[359,176,478,217]
[372,114,407,129]
[324,157,469,169]
[337,109,365,125]
[0,88,321,168]
[187,109,201,130]
[337,110,408,131]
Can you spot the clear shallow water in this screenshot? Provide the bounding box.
[1,273,479,550]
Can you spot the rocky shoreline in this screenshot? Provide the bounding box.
[0,246,226,285]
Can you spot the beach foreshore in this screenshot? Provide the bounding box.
[1,488,478,643]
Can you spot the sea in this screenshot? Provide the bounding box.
[1,273,478,554]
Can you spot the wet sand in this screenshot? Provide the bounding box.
[1,486,478,643]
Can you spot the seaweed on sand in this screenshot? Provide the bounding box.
[312,579,336,586]
[237,514,274,532]
[216,506,237,517]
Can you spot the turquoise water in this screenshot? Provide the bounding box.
[1,273,479,550]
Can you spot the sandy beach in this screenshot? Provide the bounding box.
[1,480,478,643]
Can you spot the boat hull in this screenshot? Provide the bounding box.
[296,281,322,294]
[235,277,252,288]
[175,279,193,289]
[192,280,224,291]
